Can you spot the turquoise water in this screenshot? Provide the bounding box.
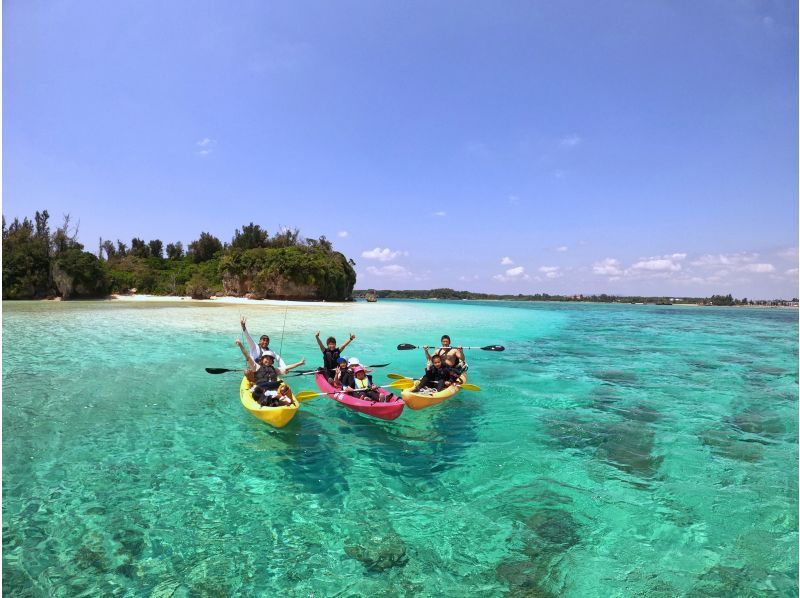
[3,299,797,596]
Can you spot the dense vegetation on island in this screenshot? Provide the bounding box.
[354,289,798,307]
[3,210,356,301]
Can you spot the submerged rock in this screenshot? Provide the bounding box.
[700,429,764,462]
[344,523,409,572]
[524,509,581,549]
[729,409,789,438]
[495,559,559,597]
[592,370,638,385]
[595,422,663,477]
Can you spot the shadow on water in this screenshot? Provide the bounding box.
[245,414,351,497]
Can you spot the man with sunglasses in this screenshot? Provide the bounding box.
[240,317,287,370]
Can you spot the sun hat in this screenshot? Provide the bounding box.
[347,357,361,366]
[352,365,366,374]
[336,357,347,364]
[260,351,276,360]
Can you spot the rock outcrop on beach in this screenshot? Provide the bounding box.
[51,249,111,300]
[220,246,356,301]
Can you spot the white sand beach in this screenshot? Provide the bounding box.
[108,294,351,307]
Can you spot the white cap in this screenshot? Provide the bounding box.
[347,357,361,366]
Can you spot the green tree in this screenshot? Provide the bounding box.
[231,222,269,250]
[188,232,222,263]
[148,239,164,259]
[130,238,150,258]
[166,241,184,260]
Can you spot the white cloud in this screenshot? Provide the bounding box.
[493,266,530,282]
[593,258,623,276]
[742,263,775,273]
[786,268,799,276]
[555,246,568,252]
[631,259,682,272]
[500,256,514,265]
[459,275,480,281]
[777,247,798,260]
[433,211,446,217]
[539,266,562,279]
[690,252,758,267]
[508,195,520,205]
[361,247,407,262]
[195,138,217,155]
[559,134,582,148]
[365,264,412,278]
[337,231,349,238]
[554,170,567,179]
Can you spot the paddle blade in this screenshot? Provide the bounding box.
[459,383,482,391]
[387,373,411,380]
[367,363,390,369]
[481,345,505,352]
[396,344,418,350]
[387,378,415,390]
[295,391,323,402]
[205,368,239,374]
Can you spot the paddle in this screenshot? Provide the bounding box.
[294,378,414,402]
[284,363,391,378]
[386,373,481,391]
[396,344,505,352]
[205,368,244,375]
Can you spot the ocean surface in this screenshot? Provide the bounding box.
[3,299,798,596]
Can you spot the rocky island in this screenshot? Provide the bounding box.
[3,212,356,302]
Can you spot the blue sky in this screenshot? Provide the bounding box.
[4,0,798,298]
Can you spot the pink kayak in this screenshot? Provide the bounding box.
[314,372,405,420]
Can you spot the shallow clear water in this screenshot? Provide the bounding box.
[3,299,797,596]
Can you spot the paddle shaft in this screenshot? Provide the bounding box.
[396,344,504,352]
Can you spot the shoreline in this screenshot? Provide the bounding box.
[107,294,351,307]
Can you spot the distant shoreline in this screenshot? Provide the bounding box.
[17,294,796,310]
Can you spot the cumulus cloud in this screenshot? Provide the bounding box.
[786,268,799,276]
[361,247,407,262]
[500,256,514,265]
[433,211,446,217]
[493,266,530,282]
[196,138,217,155]
[555,246,568,252]
[690,252,757,267]
[742,263,775,273]
[337,231,349,238]
[631,258,682,272]
[593,258,623,276]
[559,134,582,148]
[539,266,562,279]
[365,264,412,278]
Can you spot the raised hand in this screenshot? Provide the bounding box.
[240,317,247,330]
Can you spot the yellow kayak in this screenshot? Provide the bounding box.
[238,376,298,428]
[401,374,467,410]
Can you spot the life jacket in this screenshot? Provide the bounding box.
[426,365,449,382]
[354,376,370,389]
[322,348,340,371]
[337,368,355,388]
[255,365,280,385]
